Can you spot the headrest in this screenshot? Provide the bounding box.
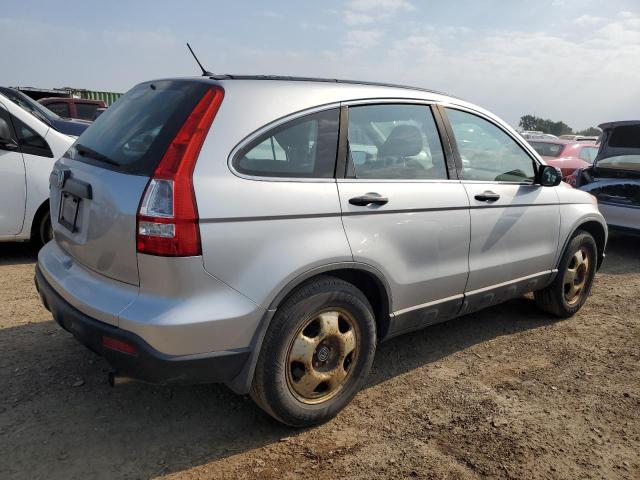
[377,124,423,158]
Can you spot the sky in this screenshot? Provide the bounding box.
[1,0,639,130]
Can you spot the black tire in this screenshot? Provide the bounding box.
[34,211,53,248]
[250,276,377,427]
[534,230,597,318]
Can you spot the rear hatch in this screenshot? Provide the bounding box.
[50,79,215,285]
[593,121,640,177]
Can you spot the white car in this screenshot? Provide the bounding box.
[0,93,75,245]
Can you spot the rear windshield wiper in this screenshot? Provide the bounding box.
[75,143,120,167]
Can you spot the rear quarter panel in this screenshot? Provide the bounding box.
[194,83,358,308]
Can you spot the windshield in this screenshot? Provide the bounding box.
[579,146,599,163]
[529,141,565,157]
[0,87,60,125]
[66,79,210,175]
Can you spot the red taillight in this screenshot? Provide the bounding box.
[137,87,224,256]
[102,336,138,356]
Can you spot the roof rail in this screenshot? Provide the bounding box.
[208,74,457,99]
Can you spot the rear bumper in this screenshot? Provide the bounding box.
[35,265,250,385]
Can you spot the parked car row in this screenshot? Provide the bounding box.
[525,123,640,235]
[559,134,600,142]
[0,87,91,137]
[38,97,106,121]
[30,75,609,427]
[527,138,599,176]
[520,130,558,140]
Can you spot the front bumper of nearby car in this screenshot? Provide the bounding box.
[35,265,251,385]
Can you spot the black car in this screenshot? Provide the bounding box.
[0,87,91,137]
[574,121,640,234]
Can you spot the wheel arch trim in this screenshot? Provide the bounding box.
[266,262,393,312]
[226,262,393,395]
[557,215,608,271]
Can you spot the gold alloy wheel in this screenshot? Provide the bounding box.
[563,247,590,306]
[286,309,360,404]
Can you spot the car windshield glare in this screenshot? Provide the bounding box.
[529,141,564,157]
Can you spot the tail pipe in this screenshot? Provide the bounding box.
[108,372,135,387]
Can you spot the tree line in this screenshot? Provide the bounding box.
[519,115,601,137]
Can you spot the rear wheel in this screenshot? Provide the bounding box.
[534,230,597,318]
[250,276,376,427]
[35,211,53,247]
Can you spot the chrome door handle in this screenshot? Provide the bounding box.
[474,191,501,202]
[349,193,389,206]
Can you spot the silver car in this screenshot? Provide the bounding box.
[35,76,607,427]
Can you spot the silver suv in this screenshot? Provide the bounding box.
[36,76,607,427]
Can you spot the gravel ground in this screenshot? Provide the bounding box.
[0,234,638,479]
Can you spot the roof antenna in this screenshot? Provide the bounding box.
[187,43,213,76]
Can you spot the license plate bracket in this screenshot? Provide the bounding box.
[59,192,81,232]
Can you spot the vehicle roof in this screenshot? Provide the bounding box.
[142,75,538,159]
[150,75,463,105]
[207,74,458,99]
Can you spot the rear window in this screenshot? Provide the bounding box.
[529,141,565,157]
[233,108,339,178]
[75,103,98,121]
[47,102,71,118]
[66,80,211,175]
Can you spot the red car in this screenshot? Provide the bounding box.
[528,139,599,177]
[38,97,106,121]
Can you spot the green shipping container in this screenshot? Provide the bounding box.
[76,90,123,106]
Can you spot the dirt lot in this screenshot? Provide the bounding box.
[0,235,639,480]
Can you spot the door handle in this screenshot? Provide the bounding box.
[349,193,389,206]
[474,191,501,202]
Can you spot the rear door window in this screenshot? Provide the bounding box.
[66,80,211,175]
[233,108,339,178]
[346,104,447,180]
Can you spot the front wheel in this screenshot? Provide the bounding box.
[534,230,598,318]
[250,276,377,427]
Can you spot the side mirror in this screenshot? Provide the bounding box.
[0,117,18,150]
[538,164,562,187]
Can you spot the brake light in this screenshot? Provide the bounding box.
[137,87,224,256]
